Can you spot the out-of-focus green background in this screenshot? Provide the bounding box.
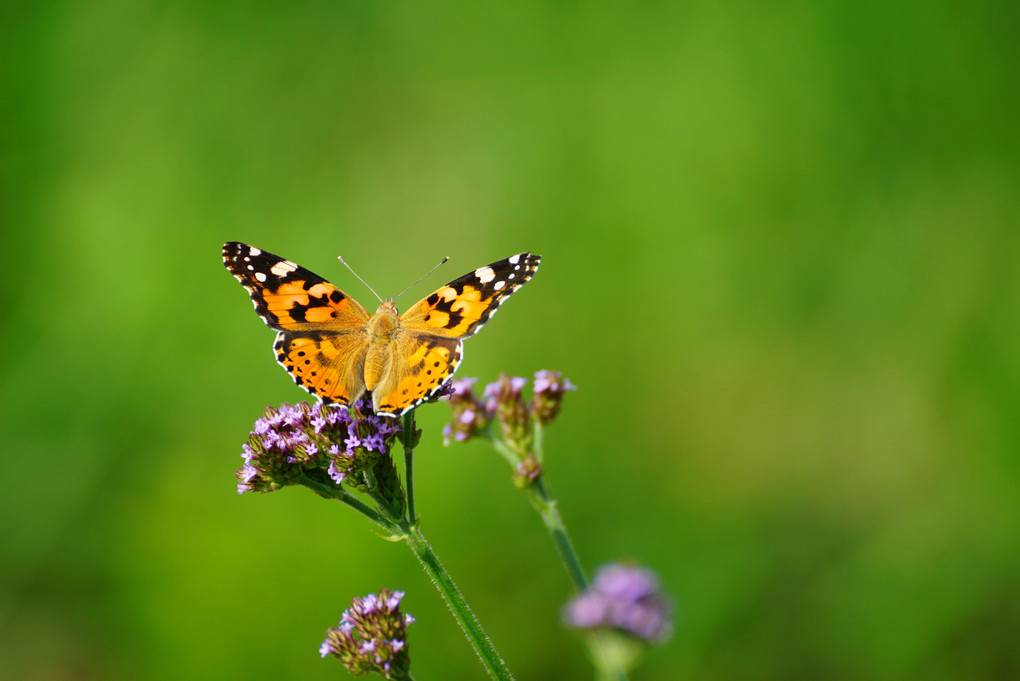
[3,1,1018,679]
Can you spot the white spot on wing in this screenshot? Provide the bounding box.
[270,260,298,276]
[493,280,505,290]
[474,266,496,283]
[508,254,521,264]
[255,272,267,282]
[249,247,262,256]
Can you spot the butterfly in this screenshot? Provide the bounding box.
[223,242,540,417]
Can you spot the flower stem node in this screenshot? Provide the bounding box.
[321,589,415,679]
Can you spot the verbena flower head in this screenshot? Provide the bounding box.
[236,398,402,494]
[563,563,672,642]
[484,373,530,452]
[321,589,415,679]
[531,370,577,425]
[440,377,493,445]
[443,370,576,464]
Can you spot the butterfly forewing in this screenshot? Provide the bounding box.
[399,252,540,339]
[223,242,370,331]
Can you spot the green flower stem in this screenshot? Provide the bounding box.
[525,479,589,591]
[400,522,516,681]
[486,432,628,681]
[367,488,406,526]
[533,420,545,463]
[298,474,397,531]
[486,434,523,468]
[486,435,588,591]
[402,411,418,524]
[525,481,630,681]
[588,632,640,681]
[356,484,515,681]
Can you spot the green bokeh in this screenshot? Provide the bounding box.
[2,2,1018,680]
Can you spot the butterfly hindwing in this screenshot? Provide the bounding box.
[372,334,463,415]
[400,252,541,339]
[223,242,370,331]
[274,330,369,407]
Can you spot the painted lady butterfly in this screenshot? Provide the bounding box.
[223,242,540,417]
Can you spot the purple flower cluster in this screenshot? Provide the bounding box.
[442,370,576,449]
[531,369,577,425]
[486,374,530,447]
[441,378,496,446]
[236,398,402,494]
[563,563,672,642]
[320,589,415,679]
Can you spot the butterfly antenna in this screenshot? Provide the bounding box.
[337,255,384,303]
[394,256,450,302]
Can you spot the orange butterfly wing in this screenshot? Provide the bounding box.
[371,335,463,415]
[399,252,541,339]
[223,242,371,406]
[370,253,541,416]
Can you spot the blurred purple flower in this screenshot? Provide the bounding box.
[564,563,672,643]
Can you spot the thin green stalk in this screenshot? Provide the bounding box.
[527,484,630,681]
[358,485,515,681]
[488,431,628,681]
[401,521,515,681]
[533,420,545,462]
[486,435,587,589]
[486,434,523,468]
[298,474,397,531]
[525,479,588,591]
[402,411,418,524]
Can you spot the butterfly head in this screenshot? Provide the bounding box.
[376,300,400,316]
[367,301,401,339]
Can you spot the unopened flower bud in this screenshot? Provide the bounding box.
[512,453,543,489]
[441,378,492,445]
[530,370,577,425]
[484,373,530,453]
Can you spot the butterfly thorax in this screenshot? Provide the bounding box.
[364,302,401,391]
[367,302,401,340]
